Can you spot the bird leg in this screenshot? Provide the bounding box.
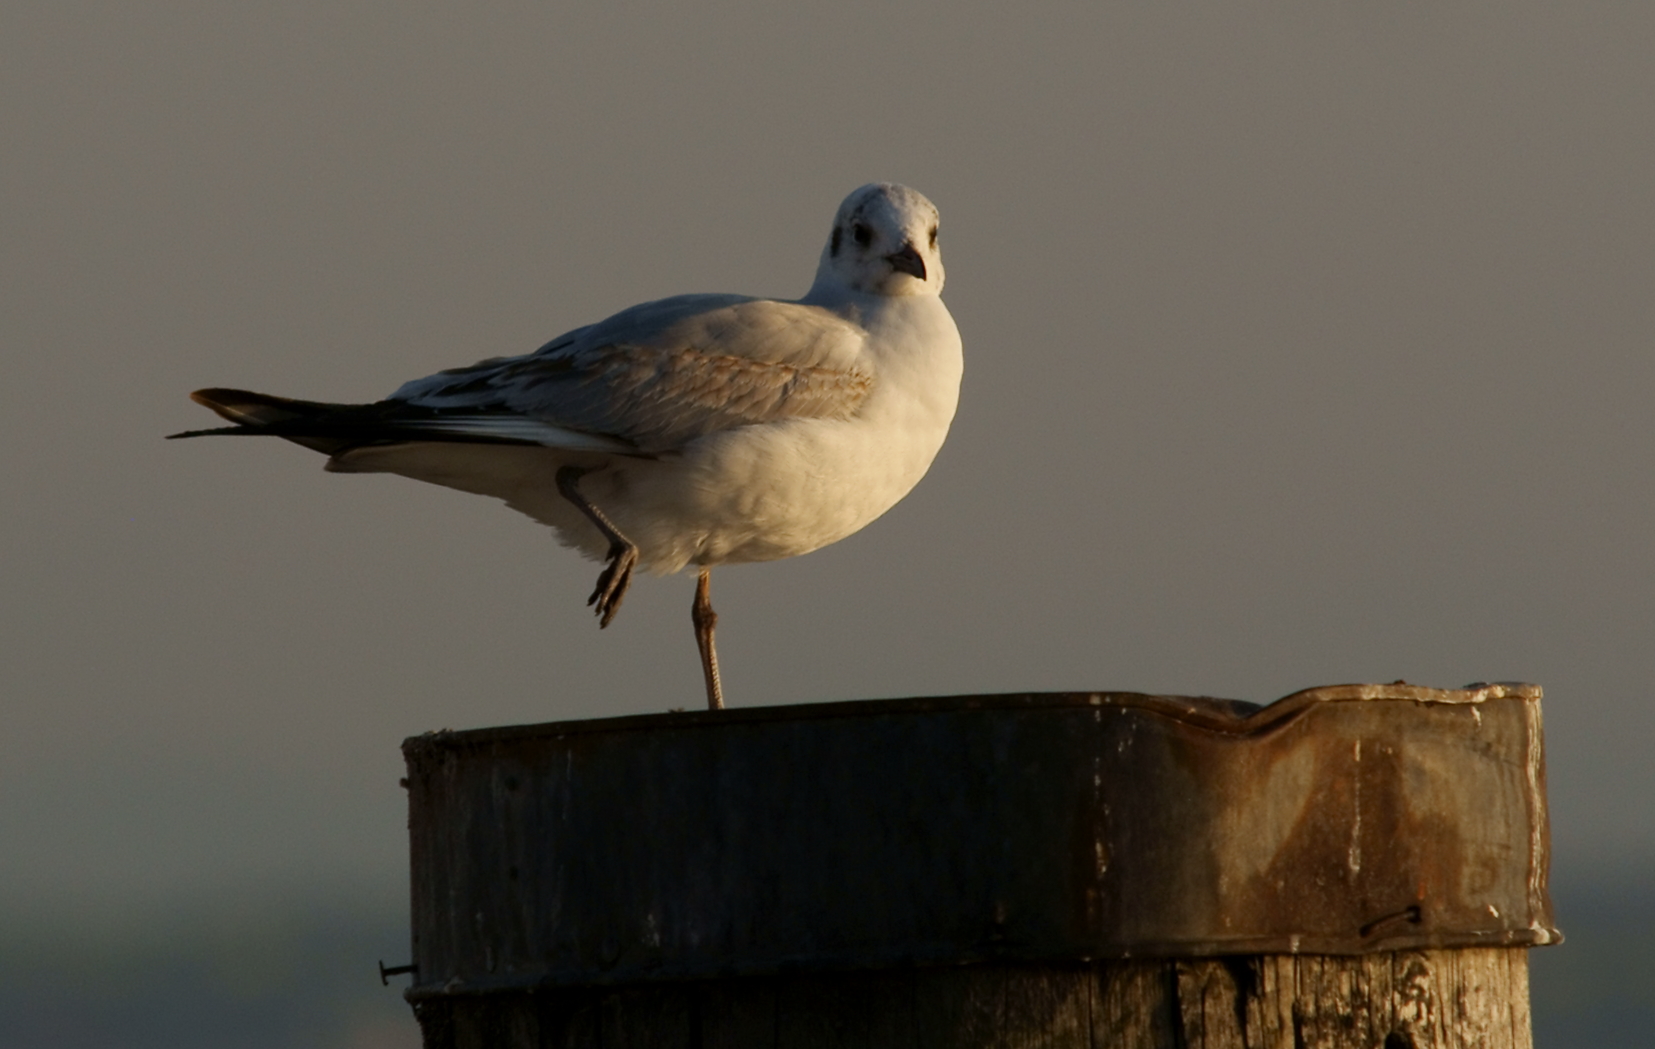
[555,466,638,627]
[692,568,724,710]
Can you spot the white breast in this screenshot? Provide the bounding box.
[592,294,963,572]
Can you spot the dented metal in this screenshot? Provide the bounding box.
[402,683,1559,999]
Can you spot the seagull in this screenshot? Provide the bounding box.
[170,183,963,711]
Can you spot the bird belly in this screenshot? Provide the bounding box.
[604,407,952,571]
[321,427,928,573]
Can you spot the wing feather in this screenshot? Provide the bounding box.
[391,295,873,452]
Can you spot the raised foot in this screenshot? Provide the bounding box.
[556,465,639,629]
[588,542,638,628]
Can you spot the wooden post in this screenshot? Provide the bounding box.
[400,684,1559,1048]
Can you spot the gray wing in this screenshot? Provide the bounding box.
[390,294,874,453]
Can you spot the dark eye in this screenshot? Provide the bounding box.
[928,225,939,248]
[852,223,872,248]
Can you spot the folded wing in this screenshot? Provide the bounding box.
[391,294,875,453]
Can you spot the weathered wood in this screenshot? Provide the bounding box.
[409,951,1531,1048]
[921,965,1092,1048]
[1092,963,1178,1046]
[776,971,914,1047]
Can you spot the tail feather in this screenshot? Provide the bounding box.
[168,388,372,455]
[168,387,621,458]
[188,387,330,427]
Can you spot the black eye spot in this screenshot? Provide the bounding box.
[852,223,872,248]
[929,225,939,248]
[830,227,842,257]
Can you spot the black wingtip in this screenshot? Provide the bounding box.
[166,425,253,440]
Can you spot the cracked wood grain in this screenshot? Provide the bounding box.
[413,950,1531,1048]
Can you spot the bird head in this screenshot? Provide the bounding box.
[813,183,945,298]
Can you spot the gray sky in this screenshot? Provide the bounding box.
[3,1,1652,914]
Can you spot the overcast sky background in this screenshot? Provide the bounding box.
[3,0,1652,933]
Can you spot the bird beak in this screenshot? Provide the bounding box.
[886,244,927,280]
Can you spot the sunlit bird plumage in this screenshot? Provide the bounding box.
[172,183,963,710]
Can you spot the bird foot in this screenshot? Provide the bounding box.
[588,542,638,627]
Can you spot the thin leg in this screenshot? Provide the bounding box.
[555,466,638,628]
[692,568,724,711]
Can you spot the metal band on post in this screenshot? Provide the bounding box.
[401,684,1558,1047]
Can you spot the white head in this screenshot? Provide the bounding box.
[810,183,945,299]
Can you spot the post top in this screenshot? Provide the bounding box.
[402,682,1557,998]
[403,681,1542,756]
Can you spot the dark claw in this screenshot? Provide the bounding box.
[587,542,638,627]
[556,466,638,628]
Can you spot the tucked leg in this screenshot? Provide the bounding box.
[692,568,724,710]
[555,466,638,628]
